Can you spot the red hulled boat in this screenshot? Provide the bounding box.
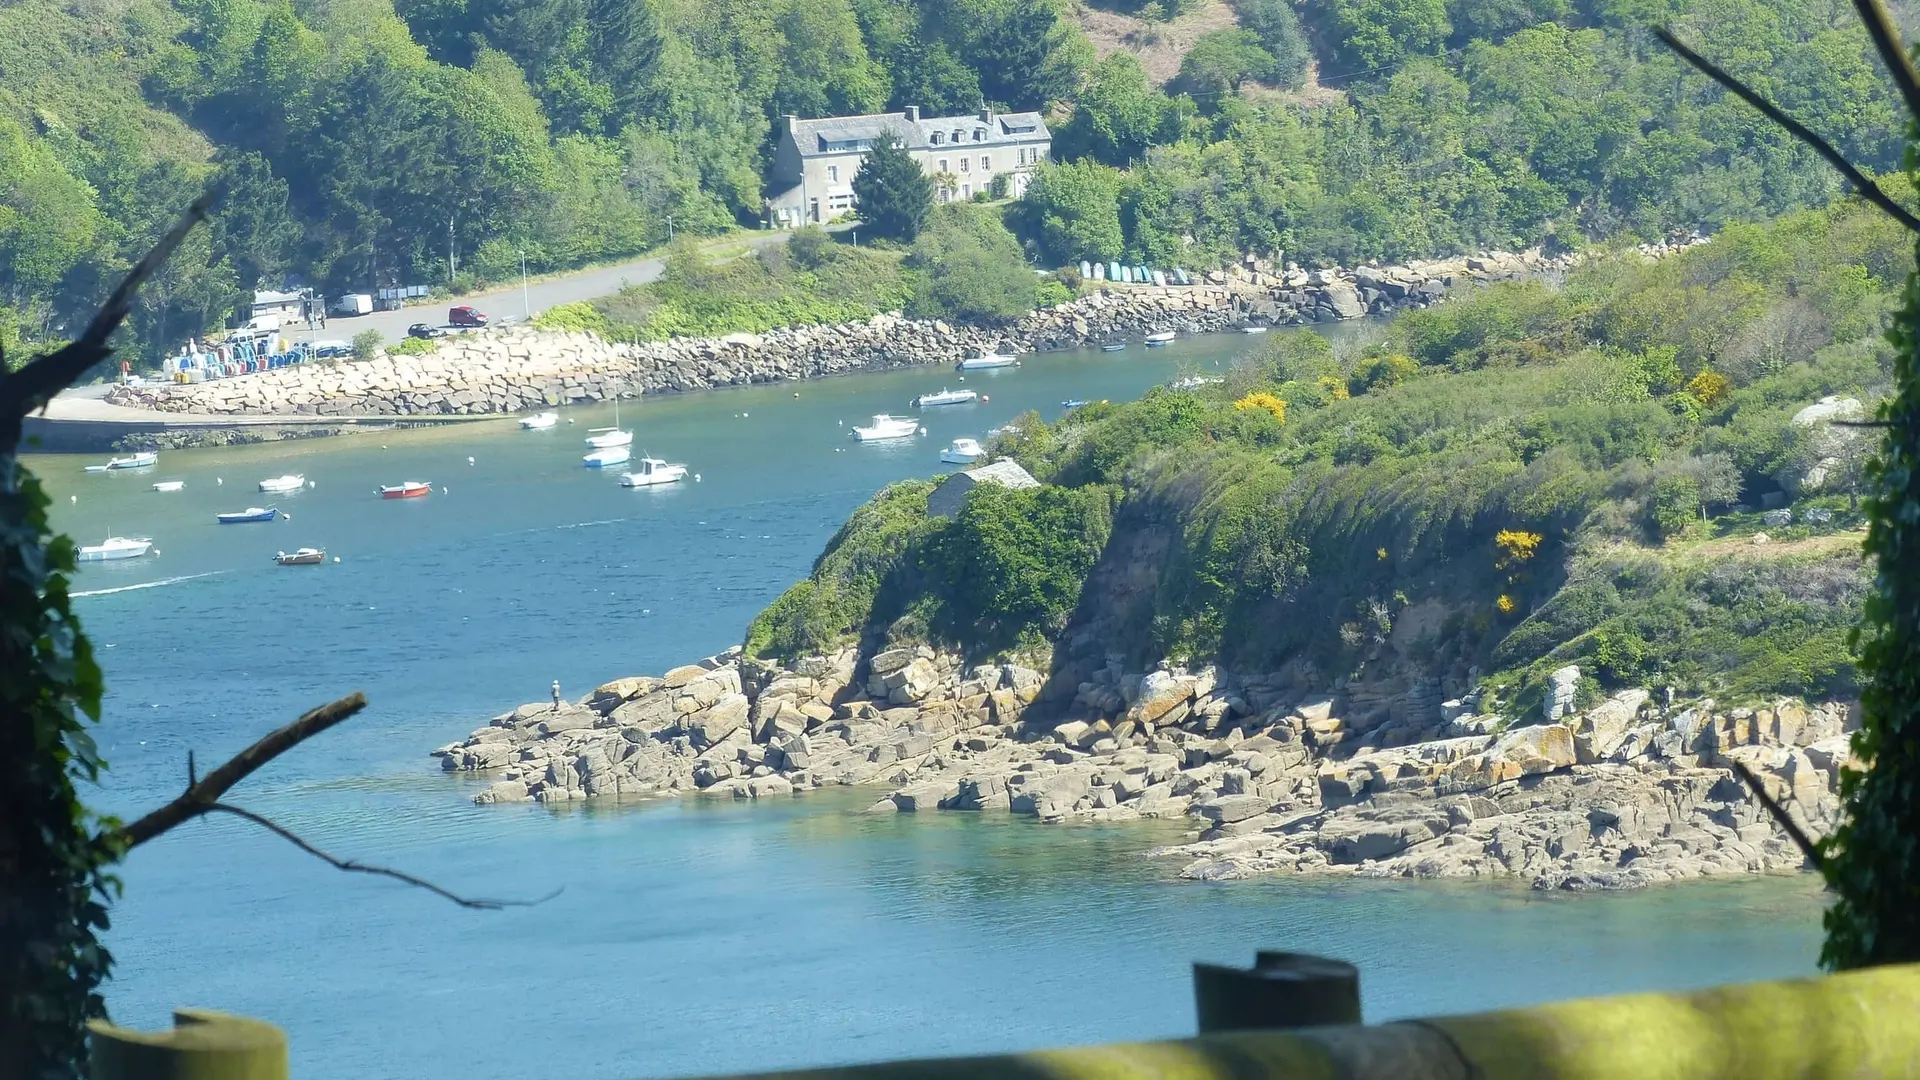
[378,481,432,499]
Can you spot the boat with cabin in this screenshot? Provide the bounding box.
[152,480,185,493]
[216,506,281,524]
[84,451,159,473]
[520,411,559,430]
[378,481,432,499]
[913,388,978,407]
[274,548,327,566]
[940,438,985,464]
[78,536,153,562]
[258,474,305,494]
[852,414,922,441]
[583,445,632,468]
[957,352,1018,370]
[585,400,632,448]
[619,457,688,487]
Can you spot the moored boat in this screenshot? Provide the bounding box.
[1144,331,1176,347]
[1061,399,1087,409]
[152,480,185,493]
[1241,325,1269,334]
[913,388,978,407]
[957,352,1018,370]
[258,474,305,493]
[940,438,985,464]
[216,506,281,524]
[852,414,922,441]
[585,400,632,448]
[78,536,153,561]
[84,451,159,473]
[378,481,432,499]
[583,445,632,468]
[520,411,559,430]
[1101,341,1127,352]
[273,547,327,566]
[619,457,688,486]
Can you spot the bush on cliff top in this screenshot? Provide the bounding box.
[744,199,1897,699]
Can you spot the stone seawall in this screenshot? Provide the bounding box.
[103,244,1652,419]
[434,642,1847,891]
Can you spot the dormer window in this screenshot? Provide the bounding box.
[973,129,985,141]
[931,131,943,145]
[952,129,963,143]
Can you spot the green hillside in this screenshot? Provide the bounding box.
[746,198,1896,707]
[0,0,1908,369]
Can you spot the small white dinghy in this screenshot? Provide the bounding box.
[152,480,185,493]
[520,411,558,430]
[957,352,1019,370]
[258,474,305,494]
[851,414,922,441]
[84,451,158,473]
[79,536,153,561]
[1144,330,1176,346]
[914,388,979,407]
[619,457,689,487]
[940,438,985,464]
[584,445,632,468]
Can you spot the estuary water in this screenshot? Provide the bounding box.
[33,332,1825,1079]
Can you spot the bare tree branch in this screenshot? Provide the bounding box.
[120,692,368,848]
[1730,760,1827,871]
[1848,0,1920,126]
[1654,27,1920,236]
[203,803,557,910]
[0,195,214,432]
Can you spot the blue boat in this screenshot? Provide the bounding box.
[215,506,280,524]
[1061,399,1087,409]
[1108,261,1123,282]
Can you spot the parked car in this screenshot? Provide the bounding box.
[407,323,447,340]
[449,305,489,327]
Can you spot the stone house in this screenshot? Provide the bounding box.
[766,106,1052,228]
[927,459,1041,518]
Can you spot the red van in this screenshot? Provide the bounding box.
[449,305,489,327]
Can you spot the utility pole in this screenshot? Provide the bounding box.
[667,216,674,241]
[519,249,530,320]
[448,212,457,285]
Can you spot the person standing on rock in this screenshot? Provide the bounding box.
[551,679,563,711]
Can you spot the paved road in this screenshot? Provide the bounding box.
[286,229,796,347]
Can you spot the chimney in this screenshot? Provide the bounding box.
[905,105,920,122]
[785,113,799,133]
[980,106,994,123]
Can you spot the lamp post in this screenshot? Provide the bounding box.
[518,249,530,320]
[667,216,674,241]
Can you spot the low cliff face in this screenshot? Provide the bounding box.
[434,639,1849,890]
[104,246,1599,419]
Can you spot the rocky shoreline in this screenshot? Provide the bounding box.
[102,244,1672,421]
[434,643,1848,891]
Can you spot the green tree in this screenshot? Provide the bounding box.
[1172,30,1280,107]
[909,202,1037,319]
[851,131,933,241]
[1234,0,1313,88]
[1318,0,1452,73]
[1057,54,1183,166]
[1014,159,1125,264]
[931,482,1117,648]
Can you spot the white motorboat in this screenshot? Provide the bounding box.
[520,411,558,430]
[78,536,153,561]
[1144,331,1176,346]
[584,445,632,468]
[258,474,305,494]
[1241,325,1269,334]
[619,457,689,487]
[941,438,985,464]
[152,480,185,493]
[957,352,1018,370]
[914,388,979,407]
[585,400,632,448]
[84,451,159,473]
[851,414,922,442]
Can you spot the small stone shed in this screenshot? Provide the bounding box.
[927,459,1040,518]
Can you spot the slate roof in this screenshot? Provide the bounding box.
[790,110,1050,157]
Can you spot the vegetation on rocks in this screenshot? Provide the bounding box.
[748,198,1896,713]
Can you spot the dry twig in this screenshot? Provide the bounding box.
[1730,760,1827,871]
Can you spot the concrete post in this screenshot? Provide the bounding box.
[90,1009,287,1080]
[1192,951,1363,1034]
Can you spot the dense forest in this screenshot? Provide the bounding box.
[0,0,1908,366]
[746,197,1898,708]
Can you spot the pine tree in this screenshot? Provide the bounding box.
[850,132,932,242]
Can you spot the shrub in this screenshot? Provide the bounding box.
[351,329,382,362]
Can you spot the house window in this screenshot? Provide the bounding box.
[952,129,963,143]
[809,198,820,223]
[959,158,969,173]
[939,158,948,173]
[961,183,971,197]
[931,131,943,145]
[827,165,838,183]
[828,193,854,211]
[980,155,991,171]
[973,129,985,141]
